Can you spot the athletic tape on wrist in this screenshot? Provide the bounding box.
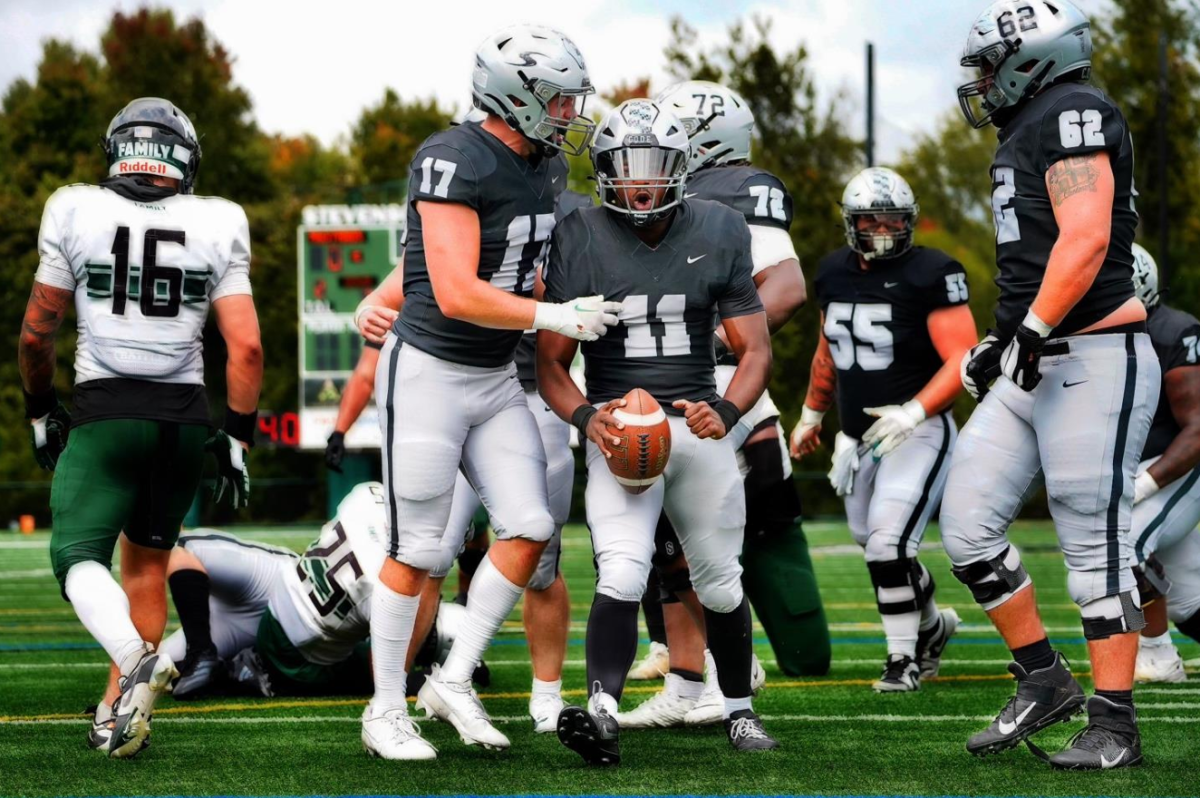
[224,407,258,446]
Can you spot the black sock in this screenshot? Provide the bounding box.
[169,569,214,656]
[1095,689,1135,708]
[457,547,486,579]
[669,667,703,683]
[1011,637,1055,672]
[1177,610,1200,645]
[585,594,640,702]
[642,572,667,646]
[703,597,753,699]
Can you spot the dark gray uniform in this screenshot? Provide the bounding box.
[375,121,558,569]
[542,201,763,613]
[941,82,1159,628]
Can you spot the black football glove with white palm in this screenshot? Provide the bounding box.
[1000,312,1053,392]
[961,332,1003,401]
[206,431,249,508]
[29,402,71,471]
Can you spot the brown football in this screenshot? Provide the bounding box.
[606,388,672,495]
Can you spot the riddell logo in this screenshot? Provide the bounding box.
[119,160,168,175]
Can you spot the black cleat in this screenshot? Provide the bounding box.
[873,654,921,693]
[966,652,1085,757]
[725,709,779,751]
[916,608,960,679]
[557,704,620,766]
[228,648,275,698]
[172,648,223,700]
[1043,696,1142,770]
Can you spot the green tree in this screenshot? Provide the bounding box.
[350,89,454,193]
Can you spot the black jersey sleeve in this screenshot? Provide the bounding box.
[923,255,970,311]
[407,142,480,208]
[1037,92,1129,170]
[542,213,589,305]
[717,222,765,319]
[1162,320,1200,372]
[735,172,794,231]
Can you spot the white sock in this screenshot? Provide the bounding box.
[532,677,562,697]
[665,672,704,701]
[64,561,146,676]
[723,695,753,719]
[440,555,523,683]
[882,609,921,659]
[369,582,419,713]
[588,690,618,716]
[702,648,718,689]
[1141,631,1173,649]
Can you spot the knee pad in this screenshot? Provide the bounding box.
[596,557,652,604]
[690,560,744,614]
[866,558,933,615]
[526,534,561,592]
[495,506,555,545]
[1176,610,1200,645]
[1079,591,1145,640]
[655,561,693,602]
[951,545,1031,610]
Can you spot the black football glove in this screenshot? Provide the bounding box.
[961,332,1003,401]
[30,403,71,471]
[325,431,346,473]
[206,430,249,508]
[1000,314,1052,392]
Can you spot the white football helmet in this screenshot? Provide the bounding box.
[841,167,919,261]
[958,0,1092,128]
[591,100,690,227]
[1131,243,1160,310]
[654,80,754,174]
[471,25,595,155]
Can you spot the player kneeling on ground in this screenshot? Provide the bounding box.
[791,167,976,692]
[19,97,261,759]
[538,99,776,765]
[1124,244,1200,682]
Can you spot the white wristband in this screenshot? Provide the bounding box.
[1022,310,1053,338]
[800,405,826,427]
[353,304,376,331]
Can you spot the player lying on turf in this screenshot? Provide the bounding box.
[19,97,261,759]
[538,99,776,765]
[618,80,827,730]
[357,24,618,761]
[791,167,976,693]
[161,482,484,699]
[944,0,1155,769]
[1124,243,1200,683]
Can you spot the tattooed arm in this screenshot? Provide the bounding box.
[19,281,73,402]
[1028,151,1115,327]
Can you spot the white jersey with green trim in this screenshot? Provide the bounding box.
[270,482,388,666]
[34,183,252,385]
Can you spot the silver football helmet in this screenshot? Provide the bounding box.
[654,80,754,174]
[471,25,595,156]
[841,167,919,261]
[958,0,1092,128]
[591,100,690,227]
[1131,243,1160,310]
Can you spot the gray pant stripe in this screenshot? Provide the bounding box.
[896,413,952,557]
[1135,466,1200,561]
[384,340,402,559]
[1107,333,1138,595]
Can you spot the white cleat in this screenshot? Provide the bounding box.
[529,691,564,734]
[683,651,766,727]
[628,641,670,680]
[1135,640,1187,684]
[616,674,696,729]
[362,703,437,760]
[416,665,510,750]
[108,647,177,759]
[917,607,960,679]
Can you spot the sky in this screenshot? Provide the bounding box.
[0,0,1112,163]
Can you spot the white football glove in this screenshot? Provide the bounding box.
[534,295,623,342]
[961,333,1001,401]
[828,432,861,497]
[862,400,926,459]
[789,405,826,459]
[1134,471,1160,506]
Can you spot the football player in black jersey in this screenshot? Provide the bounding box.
[1123,244,1200,682]
[539,99,775,763]
[791,167,977,693]
[942,0,1158,769]
[351,26,622,761]
[614,80,825,730]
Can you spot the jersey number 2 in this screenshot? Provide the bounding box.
[110,227,186,318]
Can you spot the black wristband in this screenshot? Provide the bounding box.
[571,404,598,437]
[224,407,259,446]
[23,388,57,420]
[713,399,742,433]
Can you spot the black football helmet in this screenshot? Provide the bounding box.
[103,98,202,194]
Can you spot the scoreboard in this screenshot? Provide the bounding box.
[296,204,404,449]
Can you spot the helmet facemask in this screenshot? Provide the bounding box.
[843,210,917,261]
[595,144,688,227]
[526,80,595,156]
[958,40,1021,129]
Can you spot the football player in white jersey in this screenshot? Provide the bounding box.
[18,98,262,758]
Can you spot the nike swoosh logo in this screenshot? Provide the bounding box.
[1063,380,1088,388]
[684,192,698,198]
[552,176,560,183]
[1100,750,1126,769]
[573,304,596,313]
[884,281,899,288]
[687,255,707,264]
[997,702,1036,735]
